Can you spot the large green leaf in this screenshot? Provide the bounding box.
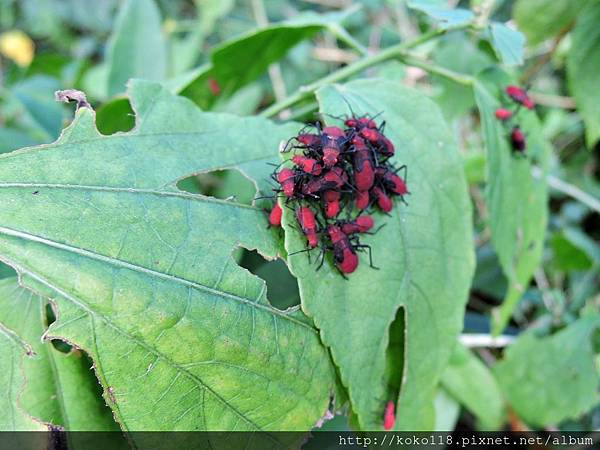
[474,71,549,335]
[174,10,357,109]
[281,80,474,430]
[106,0,168,97]
[494,315,600,427]
[0,80,336,434]
[441,343,504,430]
[514,0,584,45]
[567,1,600,147]
[0,278,120,431]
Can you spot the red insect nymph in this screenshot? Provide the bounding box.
[495,108,513,121]
[372,187,393,212]
[296,206,319,248]
[268,203,282,227]
[510,125,526,152]
[292,155,322,176]
[277,168,296,197]
[340,216,374,235]
[505,85,534,110]
[383,401,396,430]
[328,225,359,274]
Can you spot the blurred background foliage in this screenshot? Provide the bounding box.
[0,0,598,437]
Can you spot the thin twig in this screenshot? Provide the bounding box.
[529,92,576,109]
[532,167,600,214]
[260,23,474,118]
[459,333,516,348]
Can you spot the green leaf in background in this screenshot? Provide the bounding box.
[550,227,600,272]
[175,9,357,108]
[488,23,525,67]
[0,128,40,154]
[567,1,600,147]
[0,81,335,434]
[441,343,505,430]
[494,315,600,427]
[0,278,120,431]
[10,75,65,141]
[106,0,168,97]
[432,33,493,119]
[474,70,549,336]
[433,390,460,432]
[407,1,475,29]
[514,0,584,45]
[282,80,474,430]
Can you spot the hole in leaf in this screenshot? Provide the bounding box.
[0,262,16,280]
[177,169,256,205]
[96,98,135,135]
[384,306,405,407]
[44,303,72,354]
[238,250,300,310]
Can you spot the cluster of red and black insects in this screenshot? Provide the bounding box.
[265,114,408,276]
[495,85,535,154]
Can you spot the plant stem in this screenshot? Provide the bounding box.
[260,25,471,118]
[401,54,474,86]
[532,167,600,214]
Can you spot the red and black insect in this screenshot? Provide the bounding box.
[375,166,408,197]
[372,186,393,213]
[505,85,534,110]
[327,225,359,274]
[340,215,374,235]
[268,203,282,227]
[276,168,298,198]
[345,115,378,130]
[355,190,370,210]
[292,155,322,176]
[296,206,319,248]
[352,136,375,192]
[495,108,513,121]
[383,401,396,430]
[302,166,349,195]
[323,190,341,219]
[320,126,347,168]
[510,125,526,153]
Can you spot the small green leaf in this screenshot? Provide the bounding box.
[106,0,168,96]
[494,315,600,427]
[567,1,600,147]
[514,0,584,45]
[282,80,474,430]
[0,278,120,431]
[489,23,525,67]
[441,343,505,430]
[407,1,474,28]
[0,80,335,433]
[474,70,550,335]
[177,10,358,108]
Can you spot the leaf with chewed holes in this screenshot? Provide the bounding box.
[281,80,474,430]
[0,80,336,437]
[0,277,121,432]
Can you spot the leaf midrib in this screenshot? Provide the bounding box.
[0,225,315,332]
[8,258,280,434]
